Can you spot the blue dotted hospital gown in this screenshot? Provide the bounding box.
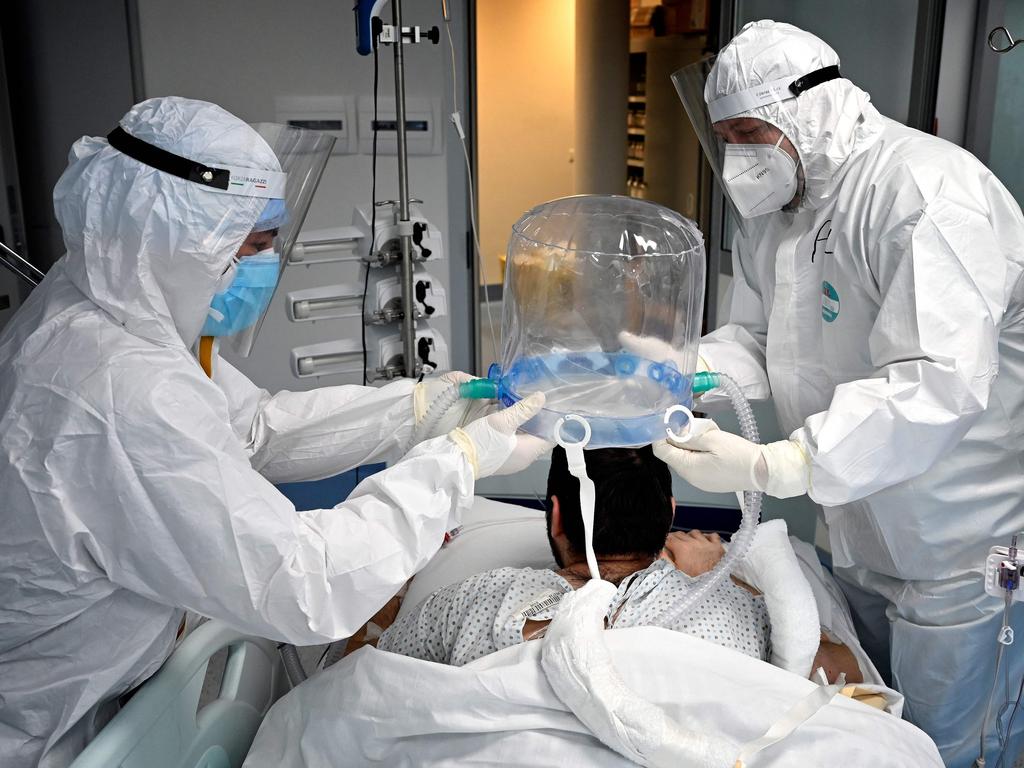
[377,559,771,667]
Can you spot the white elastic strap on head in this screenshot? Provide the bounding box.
[554,415,599,581]
[708,76,796,123]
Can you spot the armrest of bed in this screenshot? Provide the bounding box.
[70,620,286,768]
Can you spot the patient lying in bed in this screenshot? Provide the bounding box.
[378,445,772,666]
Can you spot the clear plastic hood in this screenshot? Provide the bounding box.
[493,195,706,448]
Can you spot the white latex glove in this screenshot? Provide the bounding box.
[618,331,710,373]
[451,393,552,478]
[653,421,810,498]
[414,371,496,437]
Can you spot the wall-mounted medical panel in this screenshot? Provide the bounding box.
[357,96,442,155]
[276,95,358,155]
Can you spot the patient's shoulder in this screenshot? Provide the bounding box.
[462,566,565,593]
[449,566,570,614]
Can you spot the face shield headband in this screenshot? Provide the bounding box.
[707,65,841,123]
[106,127,288,199]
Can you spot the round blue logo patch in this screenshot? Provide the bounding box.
[821,281,840,323]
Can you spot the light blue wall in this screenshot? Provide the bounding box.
[988,1,1024,207]
[735,0,919,123]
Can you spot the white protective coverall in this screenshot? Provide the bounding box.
[0,99,485,767]
[697,21,1024,767]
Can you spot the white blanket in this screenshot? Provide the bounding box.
[243,626,941,767]
[243,499,939,766]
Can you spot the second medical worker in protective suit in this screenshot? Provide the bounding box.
[0,96,547,768]
[657,20,1024,767]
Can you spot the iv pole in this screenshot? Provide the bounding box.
[391,0,418,378]
[357,0,440,379]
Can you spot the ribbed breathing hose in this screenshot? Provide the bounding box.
[661,372,762,623]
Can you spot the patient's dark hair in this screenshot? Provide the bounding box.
[545,445,673,562]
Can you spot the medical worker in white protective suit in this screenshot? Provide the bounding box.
[0,96,548,768]
[656,20,1024,767]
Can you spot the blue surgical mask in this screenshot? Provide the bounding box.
[201,249,280,337]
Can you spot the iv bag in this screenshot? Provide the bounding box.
[492,195,706,449]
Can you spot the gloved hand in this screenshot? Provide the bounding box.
[451,392,552,478]
[653,421,810,498]
[415,371,496,437]
[618,331,710,373]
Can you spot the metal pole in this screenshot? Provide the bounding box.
[392,0,418,377]
[0,240,44,287]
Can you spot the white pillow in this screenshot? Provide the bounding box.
[398,497,556,620]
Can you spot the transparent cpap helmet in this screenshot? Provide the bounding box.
[490,195,706,449]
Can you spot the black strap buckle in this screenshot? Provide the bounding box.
[789,65,841,97]
[106,127,231,191]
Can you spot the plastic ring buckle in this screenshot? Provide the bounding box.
[663,405,695,444]
[554,414,592,449]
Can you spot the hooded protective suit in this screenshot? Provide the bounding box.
[0,97,508,767]
[694,21,1024,767]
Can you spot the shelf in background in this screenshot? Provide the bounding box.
[627,158,645,168]
[627,128,645,137]
[627,95,646,104]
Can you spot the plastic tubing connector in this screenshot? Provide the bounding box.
[459,378,499,399]
[692,370,720,395]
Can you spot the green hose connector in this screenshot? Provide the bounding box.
[459,378,499,399]
[692,370,721,395]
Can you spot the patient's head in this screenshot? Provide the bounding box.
[545,445,674,568]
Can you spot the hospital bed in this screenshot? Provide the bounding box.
[71,497,942,768]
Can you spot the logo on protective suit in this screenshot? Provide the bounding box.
[821,281,840,323]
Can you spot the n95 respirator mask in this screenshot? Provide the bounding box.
[722,135,798,218]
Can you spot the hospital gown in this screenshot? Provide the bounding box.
[378,559,770,666]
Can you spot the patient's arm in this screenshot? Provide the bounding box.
[376,577,472,664]
[812,631,864,684]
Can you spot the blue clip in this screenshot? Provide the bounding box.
[664,369,683,394]
[614,353,638,377]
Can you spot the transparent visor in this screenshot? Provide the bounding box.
[216,122,335,357]
[672,56,803,222]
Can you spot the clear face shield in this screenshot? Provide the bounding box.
[206,123,335,357]
[671,57,840,220]
[106,120,334,356]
